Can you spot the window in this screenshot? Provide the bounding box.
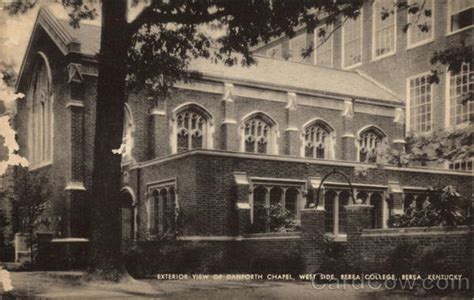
[448,63,473,126]
[241,112,277,154]
[407,0,434,47]
[289,34,307,62]
[358,127,386,163]
[148,182,177,236]
[266,44,283,59]
[342,13,363,68]
[314,25,333,67]
[28,53,53,167]
[324,190,352,235]
[250,182,304,233]
[448,158,473,171]
[303,120,334,159]
[408,73,432,133]
[372,0,396,59]
[448,0,474,33]
[173,104,213,153]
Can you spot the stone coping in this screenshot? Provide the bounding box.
[361,225,472,236]
[133,149,473,177]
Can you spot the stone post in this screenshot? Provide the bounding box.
[300,207,326,273]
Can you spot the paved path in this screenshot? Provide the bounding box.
[0,271,471,299]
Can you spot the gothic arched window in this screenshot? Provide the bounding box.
[174,104,212,153]
[242,112,276,154]
[358,126,386,163]
[28,53,53,168]
[303,120,334,159]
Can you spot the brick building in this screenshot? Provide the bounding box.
[7,4,472,269]
[255,0,473,170]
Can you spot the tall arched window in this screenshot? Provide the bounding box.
[28,52,53,167]
[358,126,386,163]
[173,104,213,153]
[302,120,334,159]
[241,112,277,154]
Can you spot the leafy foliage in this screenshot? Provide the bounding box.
[380,127,472,167]
[390,186,467,228]
[251,202,299,233]
[10,166,50,262]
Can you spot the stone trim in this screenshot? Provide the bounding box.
[361,226,471,237]
[65,100,85,108]
[64,181,86,191]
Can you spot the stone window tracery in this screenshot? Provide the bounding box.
[173,104,212,153]
[303,120,334,159]
[358,127,386,163]
[241,113,276,154]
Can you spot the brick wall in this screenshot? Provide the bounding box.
[347,225,472,276]
[137,151,472,238]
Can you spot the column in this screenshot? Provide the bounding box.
[333,191,340,235]
[341,99,356,161]
[221,83,238,150]
[285,92,300,156]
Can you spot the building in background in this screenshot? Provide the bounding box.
[254,0,473,171]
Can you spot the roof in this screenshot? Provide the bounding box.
[18,7,402,104]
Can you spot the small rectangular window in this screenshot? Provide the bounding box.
[448,0,474,33]
[408,73,432,133]
[342,12,363,68]
[289,34,307,62]
[373,0,396,59]
[314,25,333,67]
[407,0,434,47]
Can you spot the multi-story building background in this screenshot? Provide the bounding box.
[254,0,473,155]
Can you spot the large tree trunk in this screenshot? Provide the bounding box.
[87,0,130,280]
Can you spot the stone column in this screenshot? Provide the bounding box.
[300,207,326,273]
[392,108,406,153]
[341,99,356,161]
[151,98,168,157]
[233,172,251,235]
[285,92,300,156]
[221,83,238,151]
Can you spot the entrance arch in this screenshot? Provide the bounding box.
[120,189,135,242]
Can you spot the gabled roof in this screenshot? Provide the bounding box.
[18,6,402,105]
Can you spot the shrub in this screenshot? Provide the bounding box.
[315,237,349,282]
[390,186,467,228]
[384,242,418,277]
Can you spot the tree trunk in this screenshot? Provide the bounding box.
[87,0,130,280]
